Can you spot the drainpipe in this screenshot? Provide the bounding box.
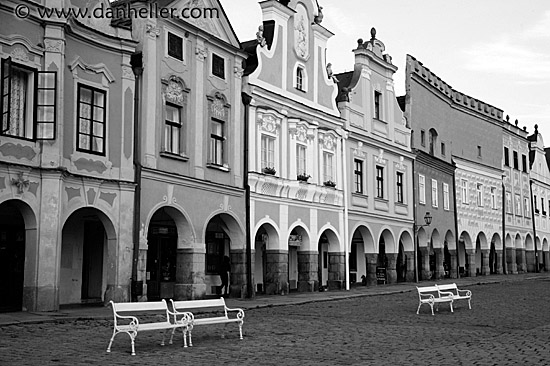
[241,91,253,298]
[502,180,506,274]
[341,130,349,290]
[412,156,418,282]
[131,53,143,301]
[530,180,538,272]
[452,163,460,278]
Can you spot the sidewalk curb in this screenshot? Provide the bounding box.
[1,273,547,327]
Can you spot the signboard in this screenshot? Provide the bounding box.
[376,267,386,285]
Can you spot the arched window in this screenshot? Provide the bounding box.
[296,66,304,91]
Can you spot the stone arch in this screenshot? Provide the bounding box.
[318,227,343,290]
[378,227,396,254]
[431,229,442,248]
[396,230,414,282]
[254,222,280,295]
[350,223,375,253]
[0,199,38,312]
[145,205,195,249]
[203,211,245,250]
[60,207,117,306]
[287,223,309,293]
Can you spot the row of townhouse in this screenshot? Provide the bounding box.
[404,55,549,281]
[0,0,547,313]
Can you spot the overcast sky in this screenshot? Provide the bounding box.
[224,0,550,146]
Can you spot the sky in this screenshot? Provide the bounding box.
[224,0,550,146]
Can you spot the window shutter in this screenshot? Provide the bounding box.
[35,71,57,139]
[1,57,12,134]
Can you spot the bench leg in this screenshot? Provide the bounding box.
[238,322,243,340]
[106,330,118,353]
[468,299,471,309]
[430,303,435,316]
[188,328,193,347]
[416,303,422,315]
[450,301,454,313]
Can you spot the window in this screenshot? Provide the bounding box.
[542,197,546,215]
[261,135,275,169]
[513,151,519,170]
[515,194,522,216]
[534,195,539,213]
[476,183,483,206]
[396,172,404,203]
[443,183,450,210]
[504,147,509,166]
[441,142,446,156]
[419,174,426,204]
[210,119,224,165]
[522,154,527,173]
[374,91,381,120]
[296,67,304,91]
[420,130,425,146]
[431,179,438,208]
[461,179,469,204]
[376,166,384,198]
[354,159,363,194]
[296,144,307,175]
[524,197,530,217]
[506,192,512,214]
[167,32,183,60]
[212,54,225,79]
[77,84,106,155]
[429,129,438,155]
[477,145,482,157]
[490,187,497,209]
[1,57,56,139]
[323,152,334,182]
[164,104,182,155]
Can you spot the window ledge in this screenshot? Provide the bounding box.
[160,151,189,162]
[207,163,230,172]
[374,197,388,203]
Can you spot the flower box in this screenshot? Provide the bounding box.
[323,180,336,188]
[262,167,276,175]
[297,173,310,182]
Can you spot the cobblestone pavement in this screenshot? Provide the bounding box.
[2,277,550,365]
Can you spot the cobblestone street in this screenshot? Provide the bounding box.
[2,277,550,365]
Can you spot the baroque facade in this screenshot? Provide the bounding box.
[116,0,249,300]
[0,0,136,311]
[242,0,346,294]
[336,30,414,286]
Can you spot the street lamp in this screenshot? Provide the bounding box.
[414,212,432,282]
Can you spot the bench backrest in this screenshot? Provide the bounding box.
[111,300,169,313]
[417,285,439,294]
[171,298,228,317]
[436,283,458,292]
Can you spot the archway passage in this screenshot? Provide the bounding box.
[146,208,178,300]
[0,201,26,312]
[61,208,114,305]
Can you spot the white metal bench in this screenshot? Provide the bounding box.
[437,283,472,309]
[170,297,245,346]
[416,285,454,315]
[106,300,190,356]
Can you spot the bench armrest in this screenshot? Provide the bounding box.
[438,290,454,298]
[225,306,245,320]
[419,293,435,301]
[457,289,472,297]
[170,309,193,325]
[171,309,195,322]
[113,314,139,330]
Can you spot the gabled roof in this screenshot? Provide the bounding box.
[110,0,242,49]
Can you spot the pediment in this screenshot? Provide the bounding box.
[169,0,241,48]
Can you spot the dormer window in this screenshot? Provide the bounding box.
[296,66,305,91]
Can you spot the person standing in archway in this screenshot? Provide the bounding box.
[219,255,231,296]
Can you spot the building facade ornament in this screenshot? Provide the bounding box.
[44,39,63,53]
[195,46,207,61]
[145,24,161,38]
